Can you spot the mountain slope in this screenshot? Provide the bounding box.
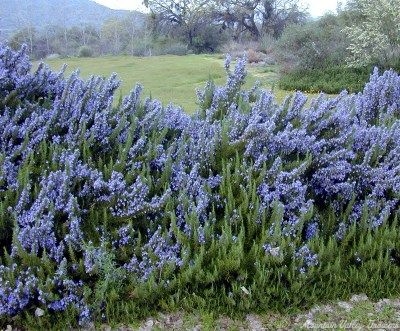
[0,0,144,39]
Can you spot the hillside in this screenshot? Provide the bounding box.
[0,0,144,40]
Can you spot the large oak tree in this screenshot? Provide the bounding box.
[144,0,307,46]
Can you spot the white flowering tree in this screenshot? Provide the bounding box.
[343,0,400,67]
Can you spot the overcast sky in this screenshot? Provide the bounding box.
[93,0,343,17]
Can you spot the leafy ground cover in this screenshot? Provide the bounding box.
[2,44,400,330]
[34,54,289,113]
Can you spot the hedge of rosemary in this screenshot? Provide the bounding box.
[1,44,400,328]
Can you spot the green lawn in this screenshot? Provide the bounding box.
[35,54,291,113]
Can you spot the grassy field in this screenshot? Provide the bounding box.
[35,54,292,113]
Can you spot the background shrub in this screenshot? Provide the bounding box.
[77,45,93,57]
[158,42,188,56]
[126,37,153,56]
[276,14,350,71]
[278,65,373,93]
[246,48,264,63]
[191,25,228,53]
[275,12,400,93]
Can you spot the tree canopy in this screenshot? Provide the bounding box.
[343,0,400,67]
[144,0,308,48]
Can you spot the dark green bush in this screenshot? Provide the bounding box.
[78,45,93,58]
[191,25,228,53]
[278,65,374,94]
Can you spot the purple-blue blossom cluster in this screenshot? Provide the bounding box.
[123,226,183,281]
[2,43,400,326]
[0,44,221,324]
[220,71,400,240]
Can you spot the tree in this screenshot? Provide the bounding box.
[213,0,307,40]
[144,0,215,47]
[144,0,306,47]
[343,0,400,67]
[100,19,128,55]
[259,0,307,38]
[9,26,37,55]
[277,13,351,71]
[120,12,148,56]
[214,0,260,40]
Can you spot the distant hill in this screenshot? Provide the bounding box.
[0,0,145,40]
